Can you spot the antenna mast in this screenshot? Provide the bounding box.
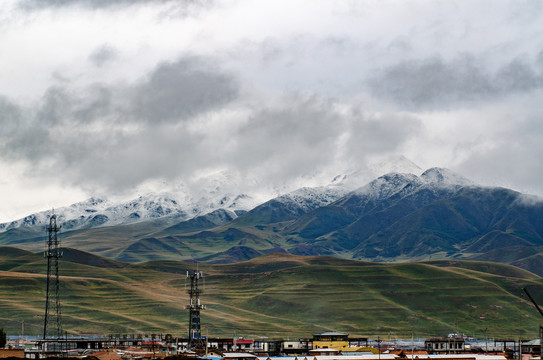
[43,213,63,341]
[185,270,206,349]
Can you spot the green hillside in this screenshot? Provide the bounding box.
[1,247,543,339]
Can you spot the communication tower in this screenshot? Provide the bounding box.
[185,271,206,349]
[43,213,63,343]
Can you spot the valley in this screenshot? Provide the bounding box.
[1,247,543,339]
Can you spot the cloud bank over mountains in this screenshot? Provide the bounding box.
[0,0,542,221]
[368,54,543,109]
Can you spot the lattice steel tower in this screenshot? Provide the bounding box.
[185,271,206,349]
[43,214,63,340]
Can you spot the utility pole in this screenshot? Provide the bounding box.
[411,332,414,360]
[377,336,382,360]
[205,327,208,359]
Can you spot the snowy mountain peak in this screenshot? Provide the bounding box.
[420,167,473,187]
[0,163,476,234]
[275,186,349,212]
[368,155,423,177]
[329,155,423,190]
[355,172,423,199]
[352,167,475,202]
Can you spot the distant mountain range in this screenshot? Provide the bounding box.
[0,188,255,233]
[0,155,422,232]
[2,163,543,276]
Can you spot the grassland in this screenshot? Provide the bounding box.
[1,247,543,340]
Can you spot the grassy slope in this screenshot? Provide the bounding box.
[1,249,543,339]
[2,217,179,259]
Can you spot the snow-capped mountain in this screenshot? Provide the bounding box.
[273,185,349,212]
[420,167,473,187]
[0,188,258,233]
[329,155,423,188]
[232,166,464,228]
[0,157,461,234]
[5,164,543,277]
[351,167,472,200]
[353,172,423,199]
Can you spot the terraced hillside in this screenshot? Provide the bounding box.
[1,247,543,339]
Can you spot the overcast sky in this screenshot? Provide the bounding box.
[1,0,542,222]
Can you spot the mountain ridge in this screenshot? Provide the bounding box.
[0,156,425,231]
[3,166,543,276]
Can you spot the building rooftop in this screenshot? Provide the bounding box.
[223,353,259,359]
[309,349,340,353]
[313,332,349,337]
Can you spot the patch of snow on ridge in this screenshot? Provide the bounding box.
[275,186,349,212]
[0,197,113,232]
[330,155,423,191]
[354,173,423,200]
[350,167,473,202]
[0,188,256,232]
[203,208,237,225]
[420,167,473,186]
[368,155,423,177]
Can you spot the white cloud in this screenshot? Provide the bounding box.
[1,0,543,221]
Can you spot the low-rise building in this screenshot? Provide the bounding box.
[253,339,282,356]
[209,338,254,352]
[425,338,466,354]
[313,332,349,350]
[521,338,541,357]
[282,339,311,355]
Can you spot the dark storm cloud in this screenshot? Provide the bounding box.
[345,111,421,158]
[232,96,345,177]
[130,59,238,123]
[0,96,23,138]
[457,113,543,194]
[226,96,421,185]
[1,75,422,196]
[368,54,543,109]
[0,57,239,192]
[32,58,238,126]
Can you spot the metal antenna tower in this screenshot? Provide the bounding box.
[185,270,206,349]
[43,213,63,341]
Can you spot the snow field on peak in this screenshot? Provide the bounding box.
[420,167,473,186]
[351,167,474,202]
[0,188,257,232]
[275,186,349,212]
